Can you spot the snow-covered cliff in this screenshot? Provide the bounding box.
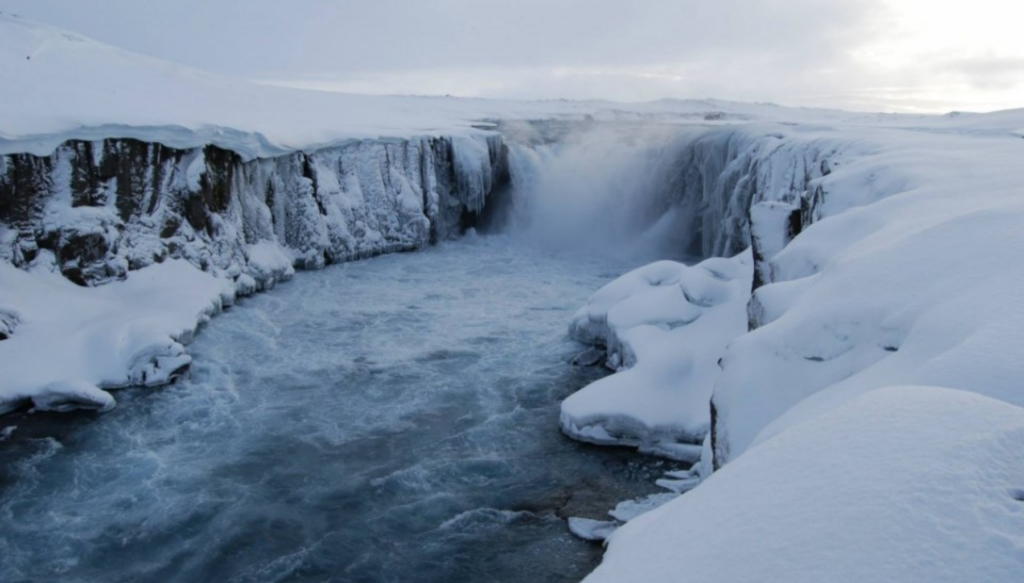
[0,133,507,413]
[0,134,506,288]
[556,125,839,458]
[560,112,1024,582]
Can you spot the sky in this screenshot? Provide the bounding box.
[0,0,1020,113]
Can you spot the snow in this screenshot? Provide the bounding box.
[0,13,752,160]
[585,386,1024,583]
[567,518,619,542]
[712,123,1024,467]
[7,12,1019,162]
[30,380,115,413]
[560,254,751,459]
[3,10,1024,580]
[0,258,229,413]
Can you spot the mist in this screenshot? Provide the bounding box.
[501,122,703,262]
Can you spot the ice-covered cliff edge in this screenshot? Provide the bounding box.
[0,134,506,286]
[0,132,508,414]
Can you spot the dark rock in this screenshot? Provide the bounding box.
[749,201,800,294]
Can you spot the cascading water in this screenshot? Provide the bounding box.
[497,121,708,262]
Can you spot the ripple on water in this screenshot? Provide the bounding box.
[0,239,683,583]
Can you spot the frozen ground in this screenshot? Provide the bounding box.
[0,238,681,583]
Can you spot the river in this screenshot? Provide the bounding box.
[0,236,677,583]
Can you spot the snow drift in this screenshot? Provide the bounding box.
[586,386,1024,583]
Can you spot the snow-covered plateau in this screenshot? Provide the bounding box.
[3,11,1024,583]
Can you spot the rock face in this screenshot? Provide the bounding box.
[655,130,831,260]
[0,134,508,291]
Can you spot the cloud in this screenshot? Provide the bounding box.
[1,0,1020,112]
[949,56,1024,91]
[0,0,879,77]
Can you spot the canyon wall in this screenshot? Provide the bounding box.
[0,134,508,293]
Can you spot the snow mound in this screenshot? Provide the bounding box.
[587,386,1024,583]
[31,380,115,413]
[0,258,229,414]
[608,492,679,523]
[560,254,751,458]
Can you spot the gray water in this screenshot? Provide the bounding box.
[0,236,675,583]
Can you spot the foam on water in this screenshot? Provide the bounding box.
[0,236,677,583]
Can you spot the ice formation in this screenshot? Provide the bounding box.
[3,12,1024,582]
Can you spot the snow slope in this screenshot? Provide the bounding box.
[4,12,1003,160]
[0,12,754,159]
[586,386,1024,583]
[712,122,1024,468]
[0,259,229,414]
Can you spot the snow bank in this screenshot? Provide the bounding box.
[0,258,229,413]
[712,125,1024,467]
[586,386,1024,583]
[560,254,750,460]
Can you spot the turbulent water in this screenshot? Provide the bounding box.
[0,237,676,583]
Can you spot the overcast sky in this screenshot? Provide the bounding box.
[1,0,1021,113]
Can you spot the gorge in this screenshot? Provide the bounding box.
[2,12,1024,583]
